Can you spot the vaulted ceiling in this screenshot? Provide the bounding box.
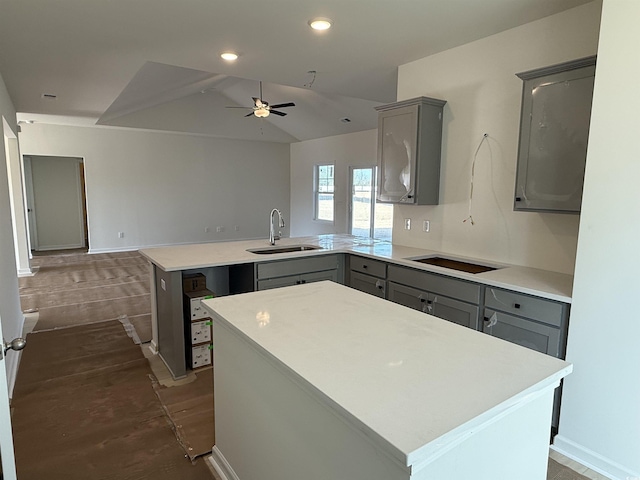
[0,0,591,143]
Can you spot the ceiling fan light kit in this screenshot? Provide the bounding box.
[226,81,296,119]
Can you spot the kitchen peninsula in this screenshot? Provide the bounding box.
[202,281,572,480]
[140,234,573,378]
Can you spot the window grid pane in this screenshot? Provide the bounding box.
[315,164,335,222]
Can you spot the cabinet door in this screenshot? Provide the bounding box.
[377,104,418,203]
[300,269,338,285]
[515,57,595,213]
[349,271,385,298]
[431,295,480,330]
[257,255,338,280]
[483,309,561,357]
[387,282,429,312]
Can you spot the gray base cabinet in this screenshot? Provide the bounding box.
[256,254,342,291]
[347,256,387,298]
[386,265,482,330]
[482,286,569,429]
[387,281,480,330]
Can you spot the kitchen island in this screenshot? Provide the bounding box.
[203,281,572,480]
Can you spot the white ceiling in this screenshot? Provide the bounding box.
[0,0,591,143]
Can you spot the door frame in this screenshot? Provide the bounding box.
[348,166,376,238]
[23,155,88,251]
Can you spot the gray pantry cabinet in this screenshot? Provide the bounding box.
[375,96,446,205]
[386,264,483,330]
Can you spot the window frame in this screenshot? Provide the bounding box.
[313,163,335,223]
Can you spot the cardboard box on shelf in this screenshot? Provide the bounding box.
[183,273,207,293]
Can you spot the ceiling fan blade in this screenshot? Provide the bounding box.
[226,106,253,109]
[270,110,287,117]
[244,112,255,117]
[269,102,295,109]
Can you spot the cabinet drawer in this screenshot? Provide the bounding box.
[257,254,338,279]
[350,256,386,278]
[485,287,565,327]
[387,265,481,304]
[350,271,385,298]
[483,309,561,357]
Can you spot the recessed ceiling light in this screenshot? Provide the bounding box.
[308,18,332,31]
[220,52,238,61]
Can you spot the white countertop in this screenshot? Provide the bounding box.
[140,234,573,302]
[203,281,572,467]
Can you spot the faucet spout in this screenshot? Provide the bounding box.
[269,208,285,245]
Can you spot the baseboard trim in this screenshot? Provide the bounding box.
[88,246,140,254]
[17,267,34,277]
[552,435,639,480]
[208,446,240,480]
[148,341,158,355]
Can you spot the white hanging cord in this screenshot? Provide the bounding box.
[463,133,489,225]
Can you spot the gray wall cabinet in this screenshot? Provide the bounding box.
[514,56,596,213]
[375,97,446,205]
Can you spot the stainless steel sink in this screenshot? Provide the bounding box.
[247,244,323,255]
[406,255,499,274]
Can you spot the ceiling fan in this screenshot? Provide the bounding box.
[226,81,295,118]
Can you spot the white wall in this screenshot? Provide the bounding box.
[551,1,640,478]
[393,2,602,274]
[290,129,377,237]
[0,71,24,394]
[18,124,291,252]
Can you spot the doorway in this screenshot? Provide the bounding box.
[23,156,88,252]
[349,166,393,241]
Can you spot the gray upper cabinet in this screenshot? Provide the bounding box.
[514,56,596,213]
[376,97,446,205]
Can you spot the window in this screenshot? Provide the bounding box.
[314,164,334,222]
[349,166,393,241]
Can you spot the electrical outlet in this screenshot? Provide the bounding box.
[404,218,411,230]
[234,225,240,231]
[118,231,124,238]
[423,220,430,233]
[204,227,210,233]
[216,226,224,233]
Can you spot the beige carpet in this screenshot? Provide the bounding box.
[19,250,153,342]
[11,320,213,480]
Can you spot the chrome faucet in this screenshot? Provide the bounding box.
[269,208,285,245]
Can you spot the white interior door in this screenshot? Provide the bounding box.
[0,314,18,480]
